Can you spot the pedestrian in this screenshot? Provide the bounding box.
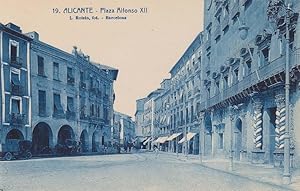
[154,145,159,159]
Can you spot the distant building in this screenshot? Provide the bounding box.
[114,111,135,147]
[134,98,147,137]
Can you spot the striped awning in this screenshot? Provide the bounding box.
[166,133,182,141]
[143,137,152,145]
[178,132,197,144]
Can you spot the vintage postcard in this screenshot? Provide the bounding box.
[0,0,299,191]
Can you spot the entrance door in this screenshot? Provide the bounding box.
[235,118,242,160]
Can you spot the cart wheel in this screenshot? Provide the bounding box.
[4,152,13,161]
[25,151,32,159]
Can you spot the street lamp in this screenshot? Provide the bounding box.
[267,0,293,185]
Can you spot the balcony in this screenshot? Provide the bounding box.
[66,111,76,120]
[10,113,25,125]
[79,82,86,90]
[10,57,23,68]
[11,84,23,96]
[80,113,89,120]
[231,0,240,19]
[67,76,75,85]
[214,24,221,39]
[53,110,65,119]
[200,54,289,111]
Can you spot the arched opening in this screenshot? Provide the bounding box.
[57,125,75,145]
[92,130,100,152]
[80,130,89,152]
[6,129,24,141]
[235,118,243,160]
[32,122,53,154]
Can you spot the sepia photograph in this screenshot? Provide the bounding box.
[0,0,300,190]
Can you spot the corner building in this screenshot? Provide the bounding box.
[0,23,118,154]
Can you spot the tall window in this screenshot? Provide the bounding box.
[38,56,45,76]
[10,41,18,62]
[11,99,21,114]
[38,90,46,116]
[53,62,59,80]
[53,93,63,114]
[67,67,74,84]
[67,96,74,113]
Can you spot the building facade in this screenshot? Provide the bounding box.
[114,111,135,148]
[136,0,300,170]
[0,23,32,153]
[135,98,147,138]
[0,23,118,155]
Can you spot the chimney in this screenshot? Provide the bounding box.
[5,23,22,33]
[25,31,39,40]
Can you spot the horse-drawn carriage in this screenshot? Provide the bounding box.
[1,139,32,161]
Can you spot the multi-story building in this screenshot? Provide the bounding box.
[142,89,162,149]
[0,23,32,153]
[0,22,118,155]
[114,111,135,148]
[135,98,147,137]
[137,0,300,173]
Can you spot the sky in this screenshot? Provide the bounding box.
[0,0,204,117]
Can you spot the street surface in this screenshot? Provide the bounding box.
[0,152,292,191]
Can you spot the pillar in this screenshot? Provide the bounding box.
[274,92,285,167]
[251,95,265,164]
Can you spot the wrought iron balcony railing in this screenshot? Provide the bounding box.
[11,84,23,96]
[53,110,66,119]
[67,76,75,85]
[66,111,76,120]
[79,82,86,90]
[10,57,23,68]
[198,50,300,112]
[10,113,25,125]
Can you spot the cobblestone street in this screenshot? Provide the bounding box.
[0,153,293,191]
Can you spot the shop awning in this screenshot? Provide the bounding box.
[159,136,169,144]
[178,132,197,144]
[143,137,152,145]
[140,137,148,142]
[166,133,182,141]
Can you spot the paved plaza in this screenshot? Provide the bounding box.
[0,152,296,191]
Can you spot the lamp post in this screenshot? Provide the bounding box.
[267,0,293,184]
[229,107,235,171]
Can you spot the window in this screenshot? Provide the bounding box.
[80,71,84,82]
[190,105,194,122]
[38,90,46,116]
[38,56,45,76]
[53,93,63,113]
[67,67,74,84]
[10,40,18,62]
[215,81,220,93]
[232,13,240,24]
[223,25,229,35]
[207,87,211,98]
[262,47,269,64]
[90,104,94,116]
[53,62,59,80]
[186,108,189,124]
[223,75,229,89]
[11,99,21,114]
[245,60,252,76]
[67,97,74,112]
[233,68,239,84]
[11,72,20,86]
